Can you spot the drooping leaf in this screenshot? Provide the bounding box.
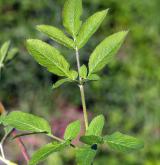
[29,141,69,165]
[0,40,10,64]
[77,9,108,49]
[52,78,72,89]
[37,25,75,49]
[5,48,18,62]
[104,132,144,152]
[87,74,100,81]
[62,0,82,37]
[86,115,104,136]
[26,39,71,77]
[89,31,128,75]
[64,120,81,140]
[80,135,103,145]
[79,65,87,79]
[76,146,97,165]
[4,111,51,134]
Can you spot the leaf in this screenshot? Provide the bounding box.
[62,0,82,37]
[64,120,81,140]
[104,132,144,152]
[80,135,103,145]
[76,146,97,165]
[86,115,105,136]
[79,65,87,79]
[0,40,10,64]
[52,78,72,89]
[0,114,5,125]
[89,31,128,75]
[3,111,51,134]
[5,48,18,62]
[69,70,78,80]
[26,39,71,77]
[29,141,69,165]
[77,9,108,49]
[37,25,75,49]
[87,74,100,81]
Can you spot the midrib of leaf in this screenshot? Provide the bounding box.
[89,42,121,74]
[31,145,60,164]
[5,118,49,133]
[107,139,141,150]
[33,47,70,77]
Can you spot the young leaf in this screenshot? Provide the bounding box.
[89,31,128,75]
[26,39,71,77]
[5,48,18,62]
[64,120,81,140]
[52,78,72,89]
[104,132,144,152]
[0,40,10,64]
[80,65,87,79]
[76,146,97,165]
[37,25,75,49]
[77,9,108,49]
[29,141,69,165]
[80,135,103,145]
[69,70,78,80]
[87,74,100,81]
[62,0,82,37]
[3,111,51,134]
[86,115,105,136]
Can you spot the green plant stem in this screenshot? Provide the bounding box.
[48,134,65,143]
[0,144,5,159]
[75,46,89,130]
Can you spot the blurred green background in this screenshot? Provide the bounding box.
[0,0,160,164]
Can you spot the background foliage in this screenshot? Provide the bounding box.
[0,0,160,164]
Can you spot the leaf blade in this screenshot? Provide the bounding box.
[64,120,81,140]
[37,25,75,49]
[77,9,108,49]
[29,141,69,165]
[26,39,71,77]
[76,146,97,165]
[79,65,87,79]
[52,78,72,89]
[80,135,103,145]
[104,132,144,152]
[89,31,128,74]
[4,111,51,134]
[0,40,10,64]
[62,0,82,37]
[86,115,105,136]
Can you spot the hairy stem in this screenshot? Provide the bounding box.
[75,46,89,130]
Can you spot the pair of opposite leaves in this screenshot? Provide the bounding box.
[26,0,128,86]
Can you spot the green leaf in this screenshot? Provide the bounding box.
[37,25,75,49]
[52,78,72,89]
[86,115,104,136]
[79,65,87,79]
[89,31,128,75]
[77,9,108,49]
[104,132,144,152]
[76,146,97,165]
[3,111,51,134]
[26,39,71,77]
[5,48,18,62]
[69,70,78,80]
[29,141,69,165]
[62,0,82,37]
[64,120,81,140]
[0,40,10,64]
[87,74,100,81]
[80,135,103,145]
[0,114,5,125]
